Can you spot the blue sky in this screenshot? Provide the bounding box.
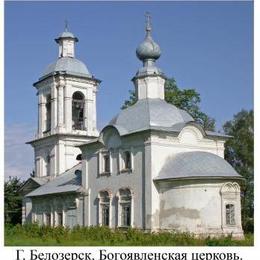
[4,1,253,179]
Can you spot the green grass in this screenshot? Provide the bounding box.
[5,224,254,246]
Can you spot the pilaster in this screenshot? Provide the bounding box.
[38,93,45,138]
[85,97,93,135]
[64,84,72,132]
[92,89,98,133]
[57,78,65,131]
[51,81,57,133]
[57,140,65,176]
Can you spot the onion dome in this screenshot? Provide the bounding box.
[136,13,161,62]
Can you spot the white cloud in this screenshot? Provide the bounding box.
[5,123,36,180]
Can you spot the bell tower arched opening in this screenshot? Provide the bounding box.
[72,91,85,130]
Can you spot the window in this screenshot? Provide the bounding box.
[99,191,110,226]
[226,204,235,225]
[119,150,133,173]
[99,151,111,175]
[119,189,132,227]
[104,154,110,173]
[45,95,51,132]
[45,213,51,226]
[123,151,131,170]
[72,92,84,130]
[57,212,63,226]
[46,154,51,176]
[122,204,131,227]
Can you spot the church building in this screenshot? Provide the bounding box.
[20,16,244,238]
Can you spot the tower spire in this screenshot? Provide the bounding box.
[133,13,166,100]
[65,19,69,32]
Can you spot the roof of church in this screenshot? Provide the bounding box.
[26,163,83,197]
[109,98,194,135]
[154,151,242,181]
[40,57,92,79]
[30,177,49,186]
[55,31,78,42]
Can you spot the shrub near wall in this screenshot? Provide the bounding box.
[5,224,254,246]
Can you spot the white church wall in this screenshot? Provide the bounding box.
[149,131,225,178]
[148,130,226,231]
[156,180,243,238]
[134,76,165,100]
[158,181,222,234]
[23,197,32,224]
[31,194,82,228]
[83,133,147,229]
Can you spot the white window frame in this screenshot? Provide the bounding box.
[225,203,236,226]
[99,150,112,176]
[98,191,111,227]
[119,148,134,174]
[220,182,241,230]
[118,188,133,228]
[55,211,64,227]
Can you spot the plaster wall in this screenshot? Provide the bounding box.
[157,181,244,238]
[135,76,165,100]
[31,194,82,228]
[148,127,225,230]
[83,133,147,229]
[158,182,222,233]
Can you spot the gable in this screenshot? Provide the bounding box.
[178,125,204,144]
[99,126,122,149]
[19,178,41,196]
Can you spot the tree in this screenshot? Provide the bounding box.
[223,109,254,232]
[4,176,24,225]
[121,78,215,131]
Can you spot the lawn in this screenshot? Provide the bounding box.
[5,224,254,246]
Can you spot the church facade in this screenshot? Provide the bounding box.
[20,17,244,238]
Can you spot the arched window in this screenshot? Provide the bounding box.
[72,92,84,130]
[226,204,235,225]
[220,182,240,228]
[99,191,110,226]
[45,94,51,132]
[119,188,132,227]
[76,154,82,161]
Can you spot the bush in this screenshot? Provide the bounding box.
[4,224,254,246]
[243,217,254,233]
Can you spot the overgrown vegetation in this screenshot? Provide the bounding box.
[5,224,253,246]
[4,177,24,224]
[223,110,254,233]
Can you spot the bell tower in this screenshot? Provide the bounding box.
[28,25,100,179]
